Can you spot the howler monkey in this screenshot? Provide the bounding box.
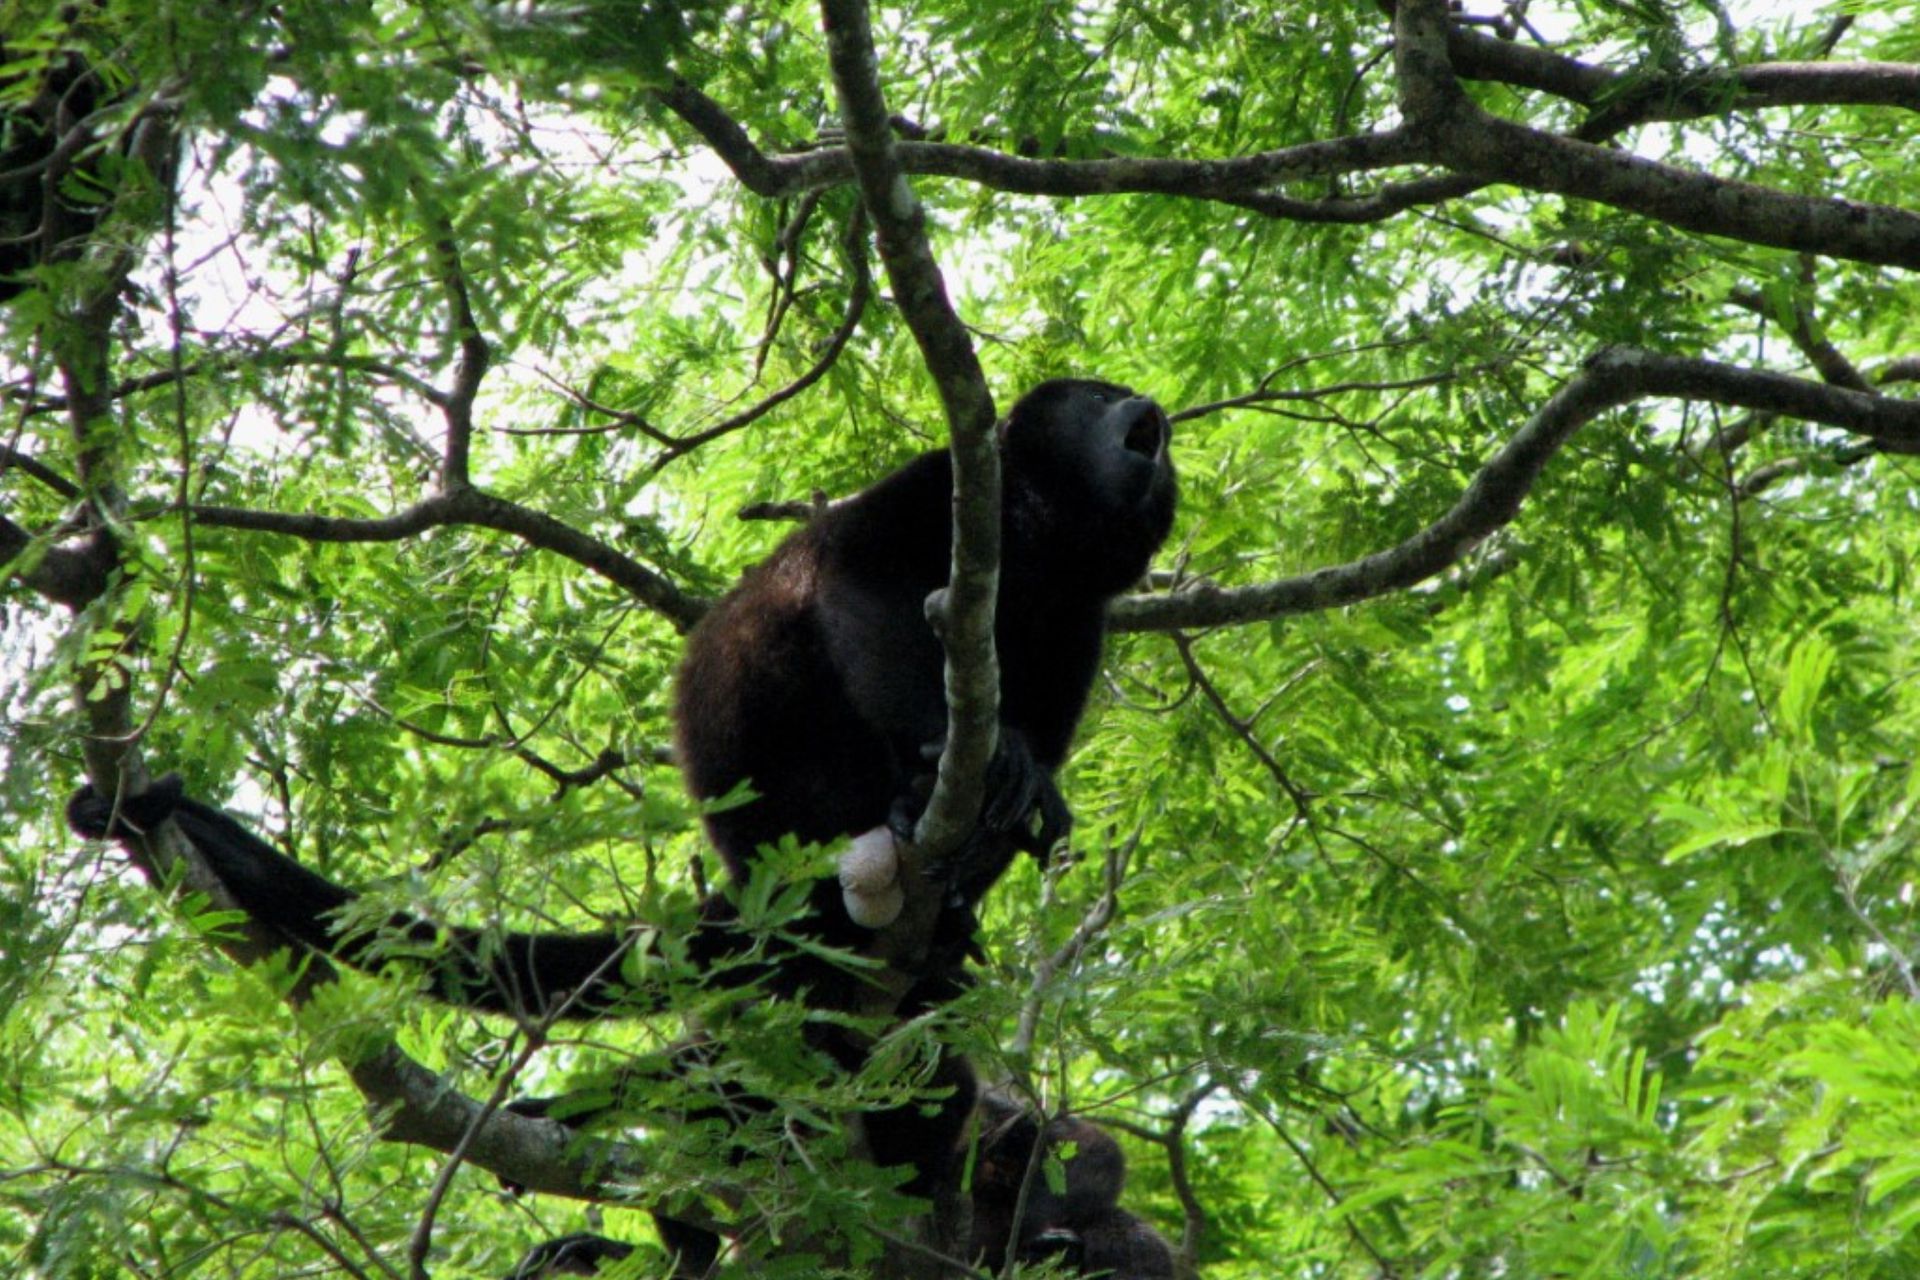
[70,377,1176,1274]
[968,1090,1176,1279]
[0,39,154,305]
[500,1091,1176,1280]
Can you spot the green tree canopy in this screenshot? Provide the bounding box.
[5,0,1920,1275]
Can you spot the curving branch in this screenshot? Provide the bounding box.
[1880,356,1920,387]
[1393,0,1920,271]
[1727,282,1872,392]
[1008,826,1140,1061]
[1447,23,1919,137]
[643,208,874,474]
[187,486,706,632]
[655,76,1424,206]
[1110,348,1920,633]
[0,443,80,496]
[422,211,490,491]
[821,0,1000,880]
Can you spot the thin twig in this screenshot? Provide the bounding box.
[422,209,490,490]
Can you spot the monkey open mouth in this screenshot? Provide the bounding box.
[1122,404,1169,459]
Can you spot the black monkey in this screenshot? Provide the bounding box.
[677,377,1175,903]
[968,1091,1176,1280]
[1,40,120,304]
[503,1233,634,1279]
[494,1091,1177,1280]
[71,378,1176,1273]
[499,1091,1178,1279]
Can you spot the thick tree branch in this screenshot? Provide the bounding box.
[1444,23,1615,103]
[1,513,113,606]
[1879,356,1920,387]
[187,487,706,632]
[1453,110,1920,269]
[1448,23,1920,137]
[1578,63,1920,140]
[1109,349,1920,633]
[1392,0,1468,124]
[815,15,1004,1269]
[820,0,998,874]
[1394,0,1920,271]
[0,443,81,496]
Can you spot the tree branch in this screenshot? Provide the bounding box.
[1110,348,1920,632]
[663,13,1920,273]
[1,513,113,607]
[655,76,1426,206]
[1879,356,1920,386]
[0,443,80,496]
[423,211,490,490]
[186,487,706,632]
[1223,172,1485,223]
[1455,109,1920,269]
[1447,22,1920,139]
[820,0,999,875]
[1389,0,1920,270]
[644,208,874,473]
[1009,827,1139,1060]
[1728,282,1872,392]
[7,350,453,418]
[814,15,1006,1268]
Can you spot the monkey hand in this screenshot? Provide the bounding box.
[910,727,1074,859]
[982,728,1072,859]
[67,773,187,841]
[1022,1227,1087,1271]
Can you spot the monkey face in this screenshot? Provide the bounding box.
[998,378,1178,594]
[1004,378,1175,509]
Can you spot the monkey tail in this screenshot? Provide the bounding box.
[67,775,691,1020]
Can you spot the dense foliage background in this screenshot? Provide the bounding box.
[5,0,1920,1275]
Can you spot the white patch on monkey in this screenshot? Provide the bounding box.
[839,825,905,927]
